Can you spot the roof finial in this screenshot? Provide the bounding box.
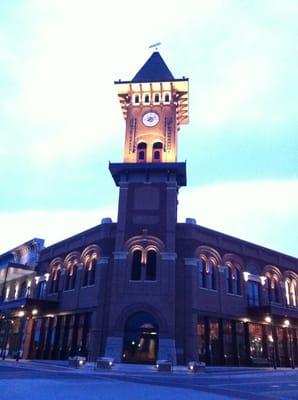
[149,42,161,51]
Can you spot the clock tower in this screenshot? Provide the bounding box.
[106,52,189,363]
[115,51,189,163]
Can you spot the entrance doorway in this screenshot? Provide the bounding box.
[122,312,158,363]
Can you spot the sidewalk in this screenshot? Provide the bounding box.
[2,358,298,379]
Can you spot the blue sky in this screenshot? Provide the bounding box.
[0,0,297,256]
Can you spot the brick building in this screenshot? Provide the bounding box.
[0,52,297,367]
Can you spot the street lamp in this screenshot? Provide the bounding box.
[265,315,277,369]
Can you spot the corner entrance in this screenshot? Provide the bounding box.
[122,312,159,364]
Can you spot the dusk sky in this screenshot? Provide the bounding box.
[0,0,297,256]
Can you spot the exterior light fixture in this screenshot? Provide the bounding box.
[18,311,25,318]
[243,272,250,282]
[284,319,290,327]
[44,273,50,282]
[260,276,267,286]
[265,316,272,324]
[32,309,38,316]
[268,334,274,343]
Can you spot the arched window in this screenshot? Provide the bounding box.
[144,94,150,104]
[225,267,233,294]
[208,261,216,290]
[137,142,147,163]
[152,142,163,162]
[285,280,291,305]
[131,250,142,280]
[134,94,140,104]
[89,258,96,285]
[54,268,61,293]
[82,257,97,287]
[235,268,241,295]
[65,262,77,291]
[290,281,297,306]
[164,93,170,103]
[273,279,279,302]
[271,277,280,303]
[146,250,157,281]
[49,263,62,294]
[154,93,160,103]
[199,259,207,288]
[266,277,272,303]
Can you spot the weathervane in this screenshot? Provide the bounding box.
[149,42,161,51]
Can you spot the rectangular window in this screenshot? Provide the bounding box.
[197,318,206,363]
[223,320,234,365]
[247,281,261,306]
[249,323,264,359]
[236,321,246,365]
[210,320,220,365]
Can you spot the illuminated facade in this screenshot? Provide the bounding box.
[0,52,298,367]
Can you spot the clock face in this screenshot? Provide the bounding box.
[142,112,159,127]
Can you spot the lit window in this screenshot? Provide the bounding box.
[164,93,170,103]
[137,142,147,163]
[152,142,162,162]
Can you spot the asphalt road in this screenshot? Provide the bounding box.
[1,363,298,400]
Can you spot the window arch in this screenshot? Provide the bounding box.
[154,93,160,103]
[152,142,163,162]
[137,142,147,163]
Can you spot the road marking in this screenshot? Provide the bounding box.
[288,384,297,387]
[271,385,280,388]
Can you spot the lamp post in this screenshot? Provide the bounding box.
[265,316,277,370]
